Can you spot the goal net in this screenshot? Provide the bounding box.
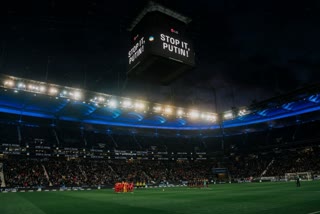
[285,172,312,181]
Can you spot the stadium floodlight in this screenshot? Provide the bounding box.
[224,112,233,119]
[108,100,117,108]
[18,82,26,89]
[39,85,46,92]
[29,84,42,92]
[28,84,34,90]
[73,91,82,100]
[0,75,230,122]
[98,97,105,102]
[49,87,58,94]
[59,90,68,98]
[177,109,184,116]
[134,102,145,111]
[63,90,67,94]
[4,80,14,87]
[238,109,247,116]
[34,85,41,91]
[153,106,162,112]
[189,111,200,119]
[122,100,132,108]
[164,107,173,115]
[206,114,217,122]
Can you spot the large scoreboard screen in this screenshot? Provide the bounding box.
[127,11,195,84]
[128,29,195,70]
[151,30,194,65]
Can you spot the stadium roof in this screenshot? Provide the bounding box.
[1,74,320,131]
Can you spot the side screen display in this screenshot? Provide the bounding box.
[128,36,146,66]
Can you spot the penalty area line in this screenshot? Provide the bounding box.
[308,211,320,214]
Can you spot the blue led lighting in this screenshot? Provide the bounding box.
[0,88,320,130]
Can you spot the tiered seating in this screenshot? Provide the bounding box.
[3,159,49,188]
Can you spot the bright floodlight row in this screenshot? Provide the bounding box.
[4,79,82,100]
[153,106,217,121]
[3,78,242,122]
[89,98,146,111]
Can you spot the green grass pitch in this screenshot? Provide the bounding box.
[1,181,320,214]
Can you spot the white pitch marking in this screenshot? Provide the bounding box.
[308,211,320,214]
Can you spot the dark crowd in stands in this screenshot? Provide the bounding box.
[1,119,320,188]
[2,159,210,188]
[1,145,320,188]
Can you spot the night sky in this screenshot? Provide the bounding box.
[0,0,320,112]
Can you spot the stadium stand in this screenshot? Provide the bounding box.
[3,159,49,188]
[1,143,319,189]
[1,115,320,189]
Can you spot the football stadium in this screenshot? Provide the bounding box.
[1,1,320,214]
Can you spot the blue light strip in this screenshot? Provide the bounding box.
[1,75,320,130]
[0,100,319,130]
[80,101,320,129]
[0,107,54,119]
[223,104,320,129]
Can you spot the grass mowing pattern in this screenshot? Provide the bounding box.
[1,181,320,214]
